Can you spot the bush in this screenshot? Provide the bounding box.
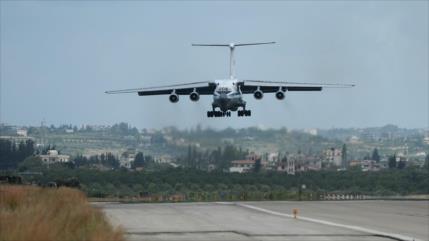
[0,185,124,241]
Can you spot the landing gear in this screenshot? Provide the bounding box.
[237,110,251,117]
[207,111,231,118]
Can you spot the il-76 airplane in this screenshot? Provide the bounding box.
[106,42,354,117]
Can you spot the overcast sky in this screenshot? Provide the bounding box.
[1,1,428,130]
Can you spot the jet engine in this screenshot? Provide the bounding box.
[189,92,200,101]
[275,91,285,100]
[169,93,179,103]
[253,90,263,100]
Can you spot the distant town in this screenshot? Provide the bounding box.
[1,122,428,174]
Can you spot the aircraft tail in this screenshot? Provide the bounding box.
[192,42,276,79]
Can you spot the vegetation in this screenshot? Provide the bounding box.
[18,167,429,201]
[0,139,35,170]
[0,185,123,241]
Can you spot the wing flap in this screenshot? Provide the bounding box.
[137,86,215,96]
[106,81,216,96]
[240,80,353,94]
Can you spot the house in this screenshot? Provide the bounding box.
[276,157,295,175]
[17,129,28,137]
[324,148,342,166]
[361,160,381,172]
[120,149,136,169]
[39,150,70,164]
[229,160,256,173]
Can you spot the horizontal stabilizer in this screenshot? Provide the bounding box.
[192,42,275,47]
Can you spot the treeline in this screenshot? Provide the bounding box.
[177,145,249,170]
[73,153,120,169]
[0,139,34,169]
[26,167,429,200]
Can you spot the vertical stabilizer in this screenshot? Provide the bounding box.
[192,42,275,79]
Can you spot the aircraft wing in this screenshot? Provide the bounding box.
[239,80,354,93]
[105,81,216,96]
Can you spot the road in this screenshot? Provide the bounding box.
[98,201,429,241]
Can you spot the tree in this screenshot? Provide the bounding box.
[424,154,429,170]
[371,148,380,162]
[341,144,347,169]
[18,156,44,172]
[388,155,397,169]
[397,160,406,169]
[133,152,145,168]
[254,159,261,173]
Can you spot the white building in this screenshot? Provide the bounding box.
[304,128,318,136]
[229,160,255,173]
[39,150,70,164]
[17,129,27,137]
[120,151,136,169]
[324,148,342,166]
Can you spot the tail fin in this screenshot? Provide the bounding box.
[192,42,276,79]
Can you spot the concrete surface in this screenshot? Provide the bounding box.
[97,201,429,241]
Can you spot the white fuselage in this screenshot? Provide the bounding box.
[212,79,246,112]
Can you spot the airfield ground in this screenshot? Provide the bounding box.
[98,200,428,241]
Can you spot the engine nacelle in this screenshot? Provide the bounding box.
[189,92,200,101]
[275,91,285,100]
[169,94,179,103]
[253,90,263,100]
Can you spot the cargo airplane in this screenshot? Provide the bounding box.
[106,42,354,117]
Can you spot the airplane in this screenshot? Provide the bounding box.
[105,42,354,117]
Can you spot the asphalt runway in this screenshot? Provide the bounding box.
[98,201,429,241]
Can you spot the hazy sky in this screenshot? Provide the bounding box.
[1,1,428,130]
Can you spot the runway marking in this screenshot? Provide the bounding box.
[126,230,393,239]
[236,203,421,241]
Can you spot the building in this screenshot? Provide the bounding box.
[349,160,381,171]
[276,156,295,175]
[424,135,429,145]
[303,128,318,136]
[229,153,261,173]
[17,129,28,137]
[65,129,74,134]
[361,160,381,172]
[229,160,256,173]
[39,150,70,164]
[120,150,136,169]
[324,148,342,166]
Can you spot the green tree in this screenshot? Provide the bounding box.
[424,154,429,170]
[341,144,347,169]
[397,160,406,169]
[254,159,261,173]
[133,152,145,168]
[371,148,380,162]
[388,155,397,169]
[18,156,44,172]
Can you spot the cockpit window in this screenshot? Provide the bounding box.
[217,87,231,94]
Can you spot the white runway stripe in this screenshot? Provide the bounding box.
[236,203,421,241]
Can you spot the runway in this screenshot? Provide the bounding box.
[98,201,428,241]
